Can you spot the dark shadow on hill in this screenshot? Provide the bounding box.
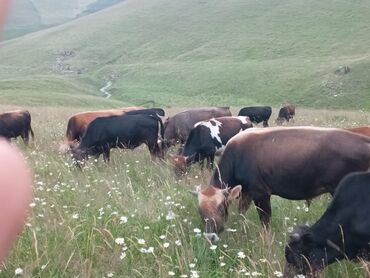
[78,0,125,17]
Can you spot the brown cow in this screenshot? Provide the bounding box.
[192,127,370,242]
[164,107,232,146]
[346,126,370,137]
[172,116,253,174]
[62,107,143,149]
[0,110,34,145]
[276,104,295,125]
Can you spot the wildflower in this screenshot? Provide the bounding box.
[189,263,195,268]
[138,239,145,245]
[210,245,217,250]
[251,271,262,276]
[237,251,246,259]
[168,271,175,276]
[166,210,176,220]
[190,270,199,278]
[139,247,154,253]
[220,262,226,267]
[159,235,166,239]
[193,228,201,233]
[163,242,170,248]
[120,252,126,260]
[120,216,128,224]
[72,213,79,219]
[226,228,237,232]
[107,273,114,277]
[175,240,182,246]
[115,238,125,245]
[274,271,283,277]
[29,203,36,208]
[144,226,149,230]
[15,268,23,275]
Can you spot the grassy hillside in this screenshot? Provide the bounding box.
[0,0,370,109]
[0,105,369,277]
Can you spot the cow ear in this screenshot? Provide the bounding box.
[227,185,242,201]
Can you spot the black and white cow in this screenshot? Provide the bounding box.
[284,171,370,278]
[172,116,252,174]
[71,114,164,166]
[238,106,272,127]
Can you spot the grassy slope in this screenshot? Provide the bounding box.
[0,106,369,277]
[0,0,369,109]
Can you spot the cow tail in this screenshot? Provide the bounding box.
[30,126,35,140]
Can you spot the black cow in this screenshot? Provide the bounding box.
[191,127,370,242]
[0,110,34,145]
[71,114,164,166]
[125,108,165,117]
[284,171,370,278]
[172,116,253,174]
[237,106,272,127]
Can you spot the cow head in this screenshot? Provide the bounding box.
[284,225,323,278]
[172,155,188,175]
[192,185,241,242]
[172,153,196,175]
[70,146,87,167]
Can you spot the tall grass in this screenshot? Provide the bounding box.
[0,105,369,277]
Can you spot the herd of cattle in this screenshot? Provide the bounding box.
[1,106,370,277]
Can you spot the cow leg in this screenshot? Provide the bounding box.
[103,148,110,163]
[254,196,272,228]
[206,154,215,169]
[22,132,29,146]
[149,142,164,160]
[239,190,252,214]
[263,120,269,127]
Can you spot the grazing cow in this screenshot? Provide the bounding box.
[191,127,370,242]
[237,106,272,127]
[71,114,164,166]
[63,106,143,147]
[284,171,370,278]
[276,104,295,125]
[164,107,232,146]
[0,110,34,145]
[346,126,370,137]
[172,116,253,173]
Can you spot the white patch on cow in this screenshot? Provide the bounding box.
[196,119,223,150]
[236,116,250,124]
